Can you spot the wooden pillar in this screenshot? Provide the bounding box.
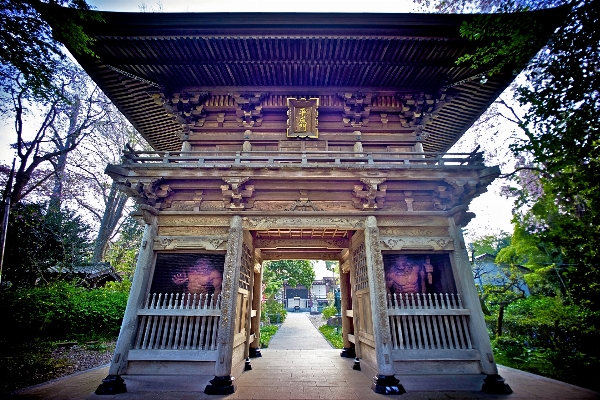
[205,215,243,395]
[249,250,263,358]
[339,249,354,358]
[448,216,512,394]
[243,246,255,366]
[95,205,158,395]
[364,216,405,395]
[349,233,362,364]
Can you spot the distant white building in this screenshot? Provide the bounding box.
[283,276,336,311]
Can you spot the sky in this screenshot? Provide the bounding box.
[0,0,515,243]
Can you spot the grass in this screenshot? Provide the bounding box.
[318,325,344,349]
[259,325,279,348]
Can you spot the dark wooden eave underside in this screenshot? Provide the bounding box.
[71,9,566,152]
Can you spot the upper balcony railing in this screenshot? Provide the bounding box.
[121,150,485,168]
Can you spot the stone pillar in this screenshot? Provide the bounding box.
[448,216,512,394]
[205,215,243,395]
[339,253,354,358]
[249,252,263,358]
[364,216,405,395]
[95,205,158,395]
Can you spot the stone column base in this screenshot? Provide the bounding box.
[482,374,512,394]
[204,375,236,395]
[352,358,361,371]
[249,347,262,358]
[372,375,406,395]
[95,375,126,395]
[340,347,356,358]
[245,357,253,371]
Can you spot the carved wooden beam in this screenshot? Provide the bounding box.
[353,178,387,209]
[243,216,365,230]
[379,236,454,251]
[232,92,268,128]
[284,190,322,211]
[339,92,373,128]
[120,178,173,208]
[396,89,452,140]
[154,91,210,130]
[254,237,350,249]
[221,177,254,209]
[153,236,228,251]
[261,250,341,260]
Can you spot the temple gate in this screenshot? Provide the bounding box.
[66,8,565,396]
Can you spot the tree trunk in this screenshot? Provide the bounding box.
[48,151,68,212]
[91,182,128,263]
[48,96,81,212]
[496,304,505,338]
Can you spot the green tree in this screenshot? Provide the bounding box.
[470,232,511,257]
[105,215,143,279]
[495,224,567,296]
[469,232,529,336]
[0,0,100,98]
[510,0,600,309]
[2,202,92,287]
[325,260,339,283]
[495,295,600,391]
[262,260,315,299]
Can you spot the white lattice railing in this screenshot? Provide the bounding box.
[387,293,473,352]
[130,293,221,361]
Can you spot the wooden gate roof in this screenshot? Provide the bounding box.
[70,9,565,152]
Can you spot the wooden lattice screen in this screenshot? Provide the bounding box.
[352,238,374,346]
[134,293,221,352]
[234,242,253,348]
[239,243,252,291]
[353,242,368,291]
[387,293,473,350]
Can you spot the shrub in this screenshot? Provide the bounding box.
[0,281,128,342]
[318,325,343,349]
[103,279,132,294]
[486,296,600,391]
[262,300,287,324]
[321,304,338,320]
[0,281,128,394]
[259,325,278,348]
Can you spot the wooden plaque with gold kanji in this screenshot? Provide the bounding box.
[286,98,319,138]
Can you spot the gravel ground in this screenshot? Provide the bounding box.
[307,313,327,329]
[45,316,324,382]
[50,341,115,380]
[40,316,323,384]
[30,317,322,387]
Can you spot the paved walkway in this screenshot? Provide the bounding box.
[8,313,600,399]
[267,312,331,350]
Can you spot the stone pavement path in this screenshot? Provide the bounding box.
[8,311,600,399]
[266,312,332,350]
